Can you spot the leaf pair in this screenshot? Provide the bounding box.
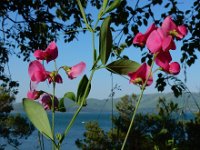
[61,75,91,108]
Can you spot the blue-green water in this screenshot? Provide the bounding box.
[2,112,112,150]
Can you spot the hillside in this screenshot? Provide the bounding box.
[13,92,200,113]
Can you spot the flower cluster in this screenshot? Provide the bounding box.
[27,41,86,110]
[129,16,187,86]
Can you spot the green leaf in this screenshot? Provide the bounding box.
[99,15,112,65]
[105,0,121,13]
[58,98,66,112]
[159,128,168,135]
[64,92,76,102]
[77,75,91,106]
[106,59,141,75]
[102,0,109,11]
[23,99,53,139]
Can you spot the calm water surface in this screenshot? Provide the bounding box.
[2,112,112,150]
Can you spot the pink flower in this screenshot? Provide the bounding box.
[155,51,172,71]
[27,90,40,100]
[177,25,188,38]
[34,41,58,63]
[133,24,157,46]
[48,72,63,84]
[133,33,146,46]
[161,16,187,39]
[169,62,180,75]
[39,93,58,110]
[155,52,181,75]
[128,63,153,86]
[28,60,49,83]
[146,30,162,53]
[146,28,176,53]
[66,62,86,79]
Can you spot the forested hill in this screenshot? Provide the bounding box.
[13,93,200,113]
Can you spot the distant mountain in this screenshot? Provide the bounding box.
[13,92,200,113]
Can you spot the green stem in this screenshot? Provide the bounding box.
[58,1,102,146]
[59,29,97,144]
[42,134,45,150]
[52,60,58,150]
[38,131,43,150]
[76,0,92,31]
[92,32,97,64]
[52,82,56,150]
[59,68,96,145]
[121,55,157,150]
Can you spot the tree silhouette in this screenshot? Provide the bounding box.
[76,95,200,150]
[0,87,34,149]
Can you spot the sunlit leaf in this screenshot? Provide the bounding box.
[102,0,109,11]
[99,16,112,65]
[105,0,122,13]
[106,59,140,75]
[77,75,91,106]
[23,99,53,140]
[64,92,76,102]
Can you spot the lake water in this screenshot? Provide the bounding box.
[1,111,195,150]
[1,112,112,150]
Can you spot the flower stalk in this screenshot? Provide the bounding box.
[121,54,157,150]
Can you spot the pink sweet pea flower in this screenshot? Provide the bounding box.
[66,62,86,79]
[162,16,187,39]
[169,62,180,75]
[28,60,49,83]
[161,35,176,52]
[155,51,172,71]
[146,28,176,53]
[155,52,180,75]
[34,41,58,63]
[177,25,188,38]
[39,93,58,110]
[133,33,146,46]
[27,90,40,100]
[133,24,157,46]
[146,30,162,53]
[48,72,63,84]
[128,63,153,86]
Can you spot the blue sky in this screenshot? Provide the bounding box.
[6,0,200,102]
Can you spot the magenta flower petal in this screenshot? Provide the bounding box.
[161,16,188,40]
[133,24,157,46]
[48,73,63,84]
[39,93,58,110]
[162,36,176,51]
[128,63,153,86]
[28,60,48,82]
[67,62,86,79]
[155,51,172,71]
[34,50,47,60]
[33,41,58,63]
[144,23,157,37]
[162,16,177,34]
[169,62,180,75]
[45,41,58,63]
[146,30,162,53]
[27,90,40,100]
[177,25,188,38]
[133,33,146,46]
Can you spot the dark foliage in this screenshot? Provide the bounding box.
[0,87,34,149]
